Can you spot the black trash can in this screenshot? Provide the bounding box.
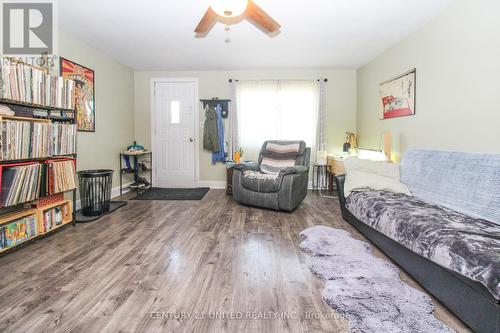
[77,169,114,217]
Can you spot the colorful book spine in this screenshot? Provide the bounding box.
[2,214,37,248]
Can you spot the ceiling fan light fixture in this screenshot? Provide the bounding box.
[210,0,248,17]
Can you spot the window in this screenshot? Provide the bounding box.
[236,80,319,160]
[170,100,180,124]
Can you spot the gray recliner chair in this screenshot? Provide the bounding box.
[232,140,311,212]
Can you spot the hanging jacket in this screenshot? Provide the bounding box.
[212,105,226,164]
[203,105,220,152]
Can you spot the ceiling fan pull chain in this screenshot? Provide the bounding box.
[224,24,231,43]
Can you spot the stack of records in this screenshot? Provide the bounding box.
[48,160,77,194]
[0,120,51,160]
[1,58,75,109]
[52,123,77,156]
[1,164,42,207]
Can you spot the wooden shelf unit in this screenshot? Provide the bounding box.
[0,59,77,255]
[0,199,73,254]
[37,199,73,235]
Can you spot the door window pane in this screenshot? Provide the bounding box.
[171,101,180,124]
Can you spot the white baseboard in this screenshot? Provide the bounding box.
[196,180,226,189]
[112,182,133,199]
[75,182,132,210]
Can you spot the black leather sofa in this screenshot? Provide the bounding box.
[335,175,500,333]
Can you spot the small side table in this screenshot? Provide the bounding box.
[225,161,236,195]
[119,151,153,196]
[326,155,346,192]
[327,170,337,192]
[312,164,331,191]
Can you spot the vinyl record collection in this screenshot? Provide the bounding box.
[1,58,75,109]
[52,123,77,156]
[0,120,51,160]
[47,160,77,194]
[0,119,76,161]
[1,163,42,207]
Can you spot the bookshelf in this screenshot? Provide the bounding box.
[37,199,73,235]
[0,58,77,255]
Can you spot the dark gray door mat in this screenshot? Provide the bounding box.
[75,201,128,223]
[131,187,210,200]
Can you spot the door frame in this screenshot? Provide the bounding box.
[150,77,200,187]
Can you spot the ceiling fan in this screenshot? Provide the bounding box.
[195,0,281,35]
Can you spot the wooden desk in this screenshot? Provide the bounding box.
[226,161,236,195]
[326,155,346,191]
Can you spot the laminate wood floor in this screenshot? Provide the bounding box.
[0,190,469,333]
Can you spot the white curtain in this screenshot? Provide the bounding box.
[228,80,239,160]
[316,79,326,153]
[236,80,321,161]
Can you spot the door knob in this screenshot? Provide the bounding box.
[189,138,194,142]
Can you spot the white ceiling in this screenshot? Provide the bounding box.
[57,0,451,70]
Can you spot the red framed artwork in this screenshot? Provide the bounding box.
[60,57,95,132]
[379,69,416,120]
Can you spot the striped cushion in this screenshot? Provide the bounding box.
[260,142,302,175]
[260,157,296,175]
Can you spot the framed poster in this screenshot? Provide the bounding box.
[379,69,416,119]
[60,57,95,132]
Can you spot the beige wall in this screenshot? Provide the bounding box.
[356,0,500,160]
[59,30,135,187]
[134,69,356,182]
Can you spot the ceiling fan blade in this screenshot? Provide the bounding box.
[194,7,218,33]
[245,0,281,33]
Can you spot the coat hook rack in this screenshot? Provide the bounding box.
[200,97,230,119]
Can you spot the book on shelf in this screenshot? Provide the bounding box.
[47,160,77,195]
[1,163,42,207]
[42,205,65,233]
[0,119,76,161]
[0,224,4,249]
[1,214,37,248]
[0,58,75,109]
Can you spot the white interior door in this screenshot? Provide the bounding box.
[154,80,197,187]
